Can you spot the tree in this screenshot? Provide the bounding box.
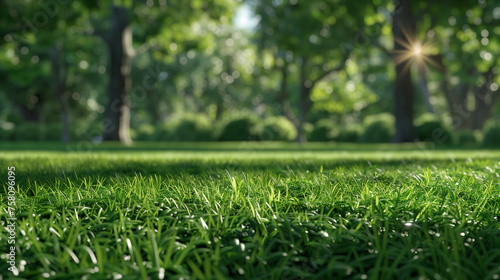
[253,0,369,142]
[433,0,500,130]
[96,5,134,144]
[90,1,236,144]
[391,0,417,142]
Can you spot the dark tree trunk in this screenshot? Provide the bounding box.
[146,89,161,124]
[53,43,70,142]
[278,63,299,128]
[102,6,133,145]
[392,0,416,142]
[215,100,223,121]
[470,65,499,130]
[297,56,310,143]
[16,89,44,123]
[442,65,497,131]
[417,65,434,113]
[442,80,470,130]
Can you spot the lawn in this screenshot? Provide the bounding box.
[1,142,500,279]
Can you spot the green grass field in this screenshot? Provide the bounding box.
[1,142,500,279]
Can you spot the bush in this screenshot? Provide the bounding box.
[42,123,63,141]
[69,120,89,141]
[0,127,14,141]
[358,113,395,143]
[0,121,15,141]
[13,122,43,141]
[337,124,361,142]
[156,114,213,142]
[309,119,337,142]
[414,114,453,144]
[482,122,500,147]
[83,122,105,142]
[303,122,314,140]
[218,113,261,141]
[455,129,478,146]
[261,116,297,141]
[134,124,156,141]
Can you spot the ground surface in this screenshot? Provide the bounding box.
[1,142,500,279]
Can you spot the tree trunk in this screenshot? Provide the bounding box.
[102,6,133,145]
[278,63,299,128]
[470,65,499,130]
[416,64,434,113]
[53,43,70,142]
[215,100,223,121]
[442,65,497,131]
[297,56,309,143]
[392,0,416,142]
[146,89,161,124]
[442,81,470,130]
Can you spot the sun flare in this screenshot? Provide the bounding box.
[391,23,439,75]
[414,44,422,56]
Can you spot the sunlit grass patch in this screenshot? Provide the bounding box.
[1,143,499,279]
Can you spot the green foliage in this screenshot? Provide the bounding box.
[309,119,337,142]
[156,114,213,142]
[69,120,90,141]
[218,113,262,141]
[0,125,14,141]
[415,114,454,144]
[261,116,297,141]
[41,123,63,141]
[455,129,479,145]
[5,112,23,124]
[134,124,156,141]
[482,122,500,147]
[303,122,314,140]
[13,122,43,141]
[337,124,361,142]
[358,113,395,143]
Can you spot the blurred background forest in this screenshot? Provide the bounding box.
[1,0,499,145]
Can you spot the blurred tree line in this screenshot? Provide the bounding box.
[0,0,499,144]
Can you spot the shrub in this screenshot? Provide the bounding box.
[261,116,297,141]
[358,113,395,143]
[42,123,63,141]
[69,120,89,141]
[337,124,361,142]
[0,122,14,141]
[303,122,314,140]
[414,114,453,144]
[83,122,105,142]
[6,112,23,124]
[156,114,213,142]
[309,119,337,142]
[13,122,43,141]
[455,129,478,146]
[482,122,500,147]
[218,113,261,141]
[135,124,156,141]
[0,128,14,141]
